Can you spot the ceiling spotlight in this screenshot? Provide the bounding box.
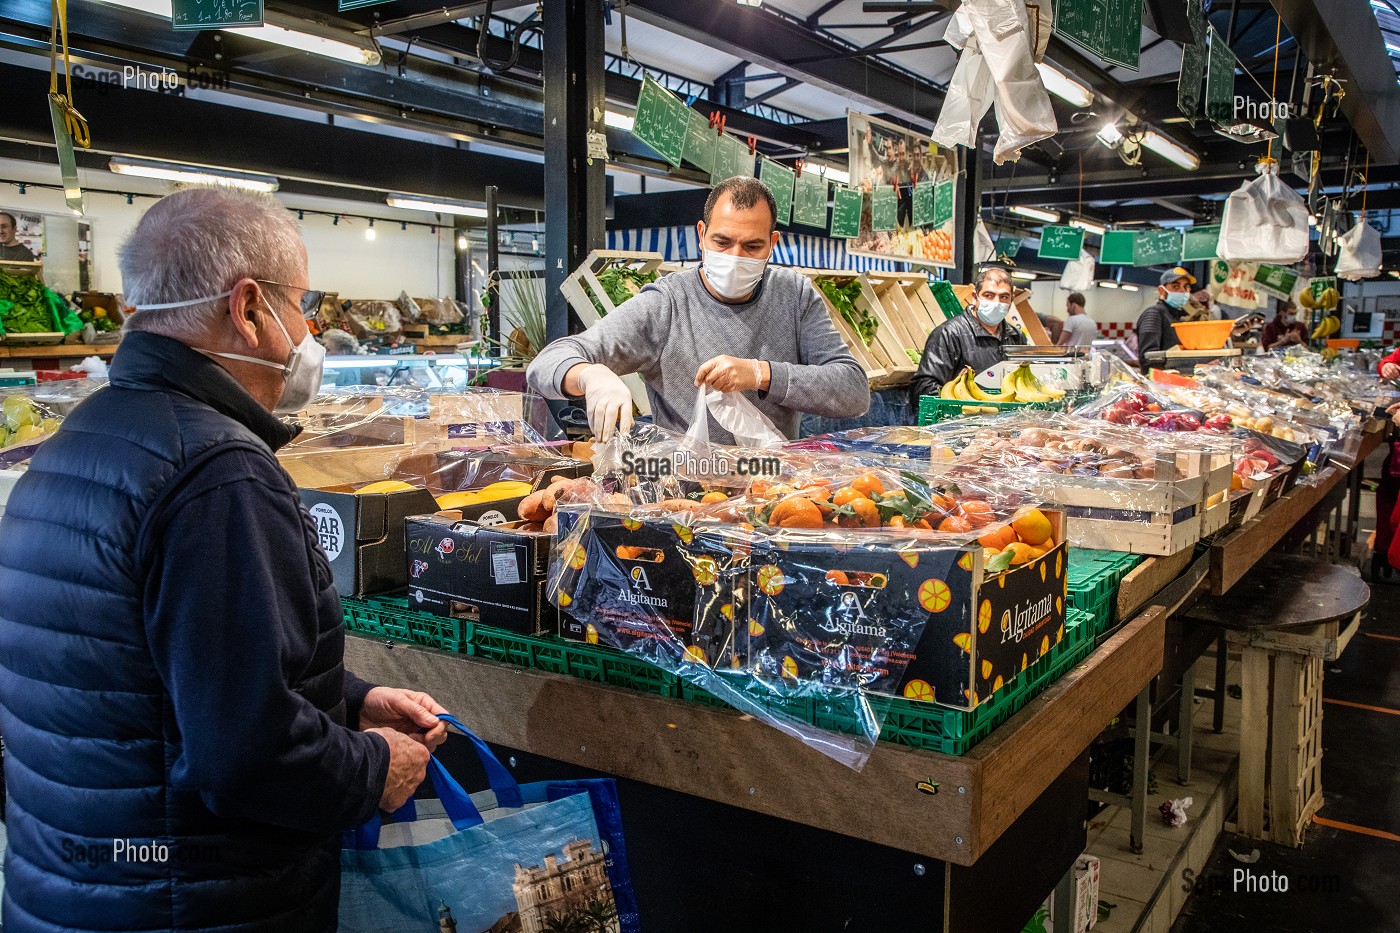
[365,220,376,241]
[456,234,469,251]
[1010,205,1060,223]
[1097,122,1124,149]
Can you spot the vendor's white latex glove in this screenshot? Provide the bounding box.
[577,363,634,442]
[696,355,766,393]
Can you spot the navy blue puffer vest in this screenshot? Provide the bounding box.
[0,332,379,932]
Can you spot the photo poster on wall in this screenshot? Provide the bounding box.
[846,110,958,269]
[16,213,45,261]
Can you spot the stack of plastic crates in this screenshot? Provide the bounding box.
[345,597,1096,757]
[1065,548,1144,643]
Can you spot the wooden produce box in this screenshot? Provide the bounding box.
[801,269,912,388]
[400,322,475,349]
[560,249,679,418]
[866,272,943,351]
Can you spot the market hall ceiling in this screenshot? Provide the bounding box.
[0,0,1396,228]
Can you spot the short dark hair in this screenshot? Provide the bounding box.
[0,212,16,227]
[1067,292,1086,307]
[704,177,778,233]
[975,265,1013,292]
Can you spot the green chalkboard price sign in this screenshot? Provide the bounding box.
[683,108,716,176]
[1205,26,1235,124]
[994,234,1024,262]
[633,75,687,166]
[1055,0,1141,70]
[792,171,829,229]
[172,0,262,30]
[1038,225,1084,261]
[1101,230,1136,264]
[1133,229,1183,267]
[871,186,898,232]
[1177,0,1207,122]
[933,180,955,228]
[831,187,864,240]
[1181,225,1222,262]
[759,158,796,227]
[912,181,935,228]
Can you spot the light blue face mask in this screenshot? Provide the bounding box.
[976,298,1011,326]
[1164,290,1190,310]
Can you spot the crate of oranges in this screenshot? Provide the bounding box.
[548,442,1069,712]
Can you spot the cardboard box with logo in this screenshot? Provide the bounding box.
[405,515,555,635]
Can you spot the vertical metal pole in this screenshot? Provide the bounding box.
[955,147,983,282]
[1131,687,1150,854]
[486,185,501,345]
[454,218,469,306]
[1178,665,1195,784]
[544,0,607,345]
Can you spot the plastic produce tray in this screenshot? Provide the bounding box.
[344,597,1094,757]
[1065,548,1144,639]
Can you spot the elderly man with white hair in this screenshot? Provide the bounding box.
[0,187,445,933]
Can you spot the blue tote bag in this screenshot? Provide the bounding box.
[340,714,640,933]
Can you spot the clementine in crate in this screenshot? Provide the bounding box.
[918,578,952,613]
[958,499,995,529]
[851,472,886,498]
[838,497,880,529]
[903,679,935,702]
[978,524,1016,550]
[939,515,972,534]
[1004,541,1038,565]
[700,491,730,504]
[831,486,864,507]
[1011,507,1053,546]
[770,497,824,529]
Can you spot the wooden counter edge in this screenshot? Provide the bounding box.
[967,607,1165,857]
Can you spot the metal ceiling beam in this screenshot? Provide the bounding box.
[361,0,536,38]
[623,0,945,130]
[1270,0,1400,164]
[0,63,547,209]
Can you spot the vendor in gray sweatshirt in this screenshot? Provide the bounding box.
[527,177,871,444]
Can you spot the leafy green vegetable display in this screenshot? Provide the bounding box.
[0,272,83,335]
[590,267,658,318]
[815,277,878,346]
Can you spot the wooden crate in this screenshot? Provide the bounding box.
[867,272,943,349]
[559,249,677,417]
[801,269,914,388]
[400,323,475,350]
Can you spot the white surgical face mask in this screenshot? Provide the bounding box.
[702,249,768,302]
[134,289,325,414]
[976,298,1011,326]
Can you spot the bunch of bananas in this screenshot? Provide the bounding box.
[1310,315,1341,340]
[937,363,1065,404]
[1298,286,1339,311]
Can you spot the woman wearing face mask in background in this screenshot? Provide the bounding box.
[909,265,1026,407]
[527,176,870,443]
[1260,300,1310,351]
[1134,267,1196,373]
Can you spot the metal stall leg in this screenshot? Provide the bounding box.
[1214,631,1228,734]
[1050,862,1076,933]
[1178,664,1195,784]
[1131,686,1150,854]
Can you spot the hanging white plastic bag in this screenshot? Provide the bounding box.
[975,219,998,264]
[1335,218,1382,281]
[930,0,1057,165]
[684,390,785,449]
[1059,249,1095,292]
[1219,166,1309,264]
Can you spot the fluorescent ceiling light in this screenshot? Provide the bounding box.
[1010,205,1060,223]
[92,1,380,65]
[737,0,763,6]
[1119,283,1139,292]
[1097,122,1124,148]
[1141,131,1200,170]
[1010,270,1036,281]
[807,163,850,186]
[229,17,382,66]
[386,194,488,218]
[1070,217,1107,237]
[1036,63,1094,108]
[1097,280,1119,289]
[108,156,279,191]
[604,110,635,132]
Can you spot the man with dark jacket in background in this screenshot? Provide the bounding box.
[0,187,445,933]
[910,265,1026,404]
[1134,267,1195,373]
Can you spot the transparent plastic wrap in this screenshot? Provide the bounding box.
[278,386,565,501]
[0,388,69,469]
[548,425,1070,769]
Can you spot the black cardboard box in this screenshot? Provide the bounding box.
[405,516,555,635]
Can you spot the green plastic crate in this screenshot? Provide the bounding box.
[343,597,1092,756]
[1065,548,1144,638]
[928,280,965,320]
[917,389,1098,426]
